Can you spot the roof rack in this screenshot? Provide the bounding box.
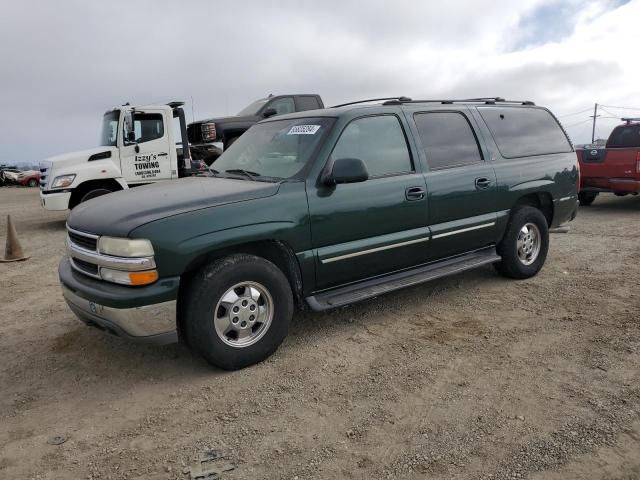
[386,97,535,106]
[331,97,412,108]
[621,117,640,124]
[332,97,535,108]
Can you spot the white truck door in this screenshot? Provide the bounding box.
[120,110,173,184]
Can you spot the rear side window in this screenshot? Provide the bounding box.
[606,125,640,148]
[478,107,572,158]
[295,96,321,111]
[413,112,483,170]
[330,115,412,177]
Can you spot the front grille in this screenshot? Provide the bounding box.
[68,229,98,251]
[39,161,50,190]
[72,258,99,276]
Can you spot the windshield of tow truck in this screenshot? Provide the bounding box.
[237,98,269,116]
[100,110,120,146]
[212,117,335,180]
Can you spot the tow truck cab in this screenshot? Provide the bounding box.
[40,102,193,211]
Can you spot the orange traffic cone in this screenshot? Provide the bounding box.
[1,215,29,262]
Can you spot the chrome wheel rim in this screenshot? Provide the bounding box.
[213,282,273,348]
[516,222,541,266]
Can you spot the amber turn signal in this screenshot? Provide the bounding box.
[128,270,159,286]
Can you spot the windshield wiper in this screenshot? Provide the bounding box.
[224,169,260,181]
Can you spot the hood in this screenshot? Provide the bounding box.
[196,114,258,125]
[45,146,118,169]
[67,176,280,237]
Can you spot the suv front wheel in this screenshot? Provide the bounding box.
[183,254,293,370]
[494,206,549,279]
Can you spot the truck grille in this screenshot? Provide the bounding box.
[68,228,98,251]
[70,258,100,276]
[39,161,51,190]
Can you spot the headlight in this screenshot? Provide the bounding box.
[51,174,76,188]
[201,122,216,142]
[97,236,154,257]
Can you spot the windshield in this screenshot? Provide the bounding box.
[212,117,335,180]
[237,98,269,116]
[100,110,120,146]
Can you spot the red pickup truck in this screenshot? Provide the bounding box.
[577,118,640,205]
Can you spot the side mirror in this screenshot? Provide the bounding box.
[123,110,135,143]
[263,107,277,118]
[325,158,369,185]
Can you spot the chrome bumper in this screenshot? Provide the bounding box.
[62,286,177,344]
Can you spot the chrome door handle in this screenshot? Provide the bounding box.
[406,186,426,201]
[475,177,491,190]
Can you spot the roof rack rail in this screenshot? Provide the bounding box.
[401,98,535,106]
[622,117,640,124]
[331,96,412,108]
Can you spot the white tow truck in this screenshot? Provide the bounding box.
[39,102,207,210]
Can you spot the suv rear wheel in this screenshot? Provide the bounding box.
[183,254,293,370]
[494,206,549,279]
[578,191,598,206]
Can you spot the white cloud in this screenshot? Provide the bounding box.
[0,0,637,164]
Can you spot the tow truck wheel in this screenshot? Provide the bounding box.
[578,191,598,206]
[80,187,113,204]
[184,254,293,370]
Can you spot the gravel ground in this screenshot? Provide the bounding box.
[0,187,639,480]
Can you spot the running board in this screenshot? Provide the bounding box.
[306,247,501,311]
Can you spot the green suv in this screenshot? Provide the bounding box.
[60,97,579,370]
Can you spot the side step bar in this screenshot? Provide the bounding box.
[306,247,501,311]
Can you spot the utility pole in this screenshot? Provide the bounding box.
[590,103,599,144]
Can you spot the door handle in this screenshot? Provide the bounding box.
[157,152,168,157]
[475,177,491,190]
[405,186,426,201]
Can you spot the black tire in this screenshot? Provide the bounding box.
[494,206,549,280]
[28,179,38,187]
[578,191,598,206]
[183,254,293,370]
[79,188,113,204]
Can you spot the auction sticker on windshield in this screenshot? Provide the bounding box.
[288,125,321,135]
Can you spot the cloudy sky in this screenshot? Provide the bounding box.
[1,0,639,165]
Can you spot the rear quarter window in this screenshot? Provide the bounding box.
[478,107,572,158]
[606,124,640,148]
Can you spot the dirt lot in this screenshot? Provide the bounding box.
[0,187,639,480]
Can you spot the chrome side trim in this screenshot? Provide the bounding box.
[62,286,177,340]
[321,236,430,264]
[558,196,574,202]
[67,240,156,271]
[431,222,495,240]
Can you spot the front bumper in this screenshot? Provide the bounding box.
[59,257,179,344]
[40,190,71,210]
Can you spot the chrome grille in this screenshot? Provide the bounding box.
[67,227,99,252]
[39,161,51,190]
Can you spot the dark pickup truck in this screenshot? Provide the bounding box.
[60,96,578,370]
[188,94,324,165]
[577,118,640,205]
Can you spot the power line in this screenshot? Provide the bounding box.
[557,108,593,118]
[599,104,640,111]
[563,118,592,128]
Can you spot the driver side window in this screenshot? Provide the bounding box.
[267,97,295,116]
[125,113,165,144]
[330,115,413,177]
